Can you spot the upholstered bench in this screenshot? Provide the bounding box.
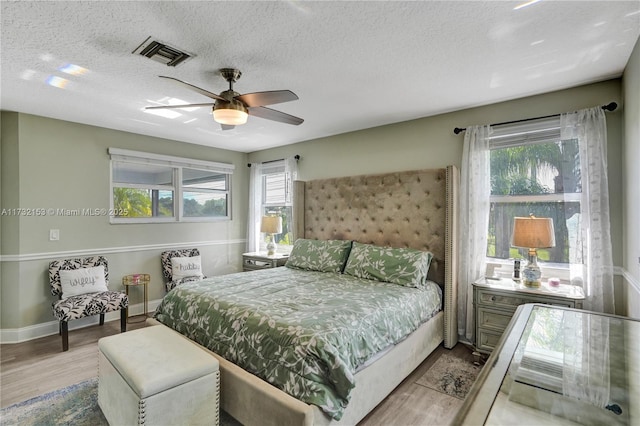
[98,326,220,425]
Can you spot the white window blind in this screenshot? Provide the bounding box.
[109,148,233,223]
[108,148,235,174]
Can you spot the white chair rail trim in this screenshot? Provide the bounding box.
[0,239,246,262]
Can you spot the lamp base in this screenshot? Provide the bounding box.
[266,236,277,256]
[522,276,541,288]
[522,251,542,287]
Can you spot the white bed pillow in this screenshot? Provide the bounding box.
[60,265,109,299]
[171,255,204,281]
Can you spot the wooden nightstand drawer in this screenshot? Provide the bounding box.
[477,307,513,333]
[242,253,288,272]
[476,289,529,311]
[476,329,503,353]
[473,278,585,355]
[243,258,276,270]
[533,298,575,308]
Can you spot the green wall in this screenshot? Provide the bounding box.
[248,79,628,313]
[1,76,635,338]
[0,113,249,330]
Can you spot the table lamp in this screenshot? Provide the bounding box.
[261,216,283,256]
[511,215,555,287]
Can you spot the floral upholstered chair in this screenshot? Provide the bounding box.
[161,248,205,292]
[49,256,128,351]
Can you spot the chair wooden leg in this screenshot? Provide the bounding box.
[120,309,127,333]
[99,313,105,326]
[61,321,69,351]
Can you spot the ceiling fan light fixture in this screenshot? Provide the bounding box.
[213,102,248,125]
[149,71,303,128]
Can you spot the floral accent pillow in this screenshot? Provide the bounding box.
[343,242,433,288]
[59,265,109,299]
[285,239,352,273]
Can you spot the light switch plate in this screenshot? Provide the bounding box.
[49,229,60,241]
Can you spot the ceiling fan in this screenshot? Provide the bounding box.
[145,68,304,130]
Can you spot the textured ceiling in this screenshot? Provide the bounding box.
[1,1,639,153]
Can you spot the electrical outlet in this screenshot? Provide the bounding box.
[49,229,60,241]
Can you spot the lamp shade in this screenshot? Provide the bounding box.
[511,216,555,249]
[261,216,283,234]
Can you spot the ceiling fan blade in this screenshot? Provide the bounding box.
[236,90,298,107]
[221,124,235,131]
[145,103,215,110]
[248,106,304,125]
[158,76,225,101]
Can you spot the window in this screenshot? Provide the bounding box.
[260,160,295,251]
[109,148,233,223]
[487,117,583,278]
[182,168,229,218]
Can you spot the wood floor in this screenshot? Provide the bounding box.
[1,319,477,425]
[0,319,148,409]
[359,343,476,426]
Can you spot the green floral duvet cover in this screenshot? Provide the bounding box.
[154,267,442,420]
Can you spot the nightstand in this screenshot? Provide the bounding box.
[473,277,585,354]
[242,252,288,271]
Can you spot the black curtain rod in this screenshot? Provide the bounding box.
[453,102,618,135]
[247,154,300,167]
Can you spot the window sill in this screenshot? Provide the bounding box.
[486,258,584,285]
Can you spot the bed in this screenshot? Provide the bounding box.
[152,166,459,426]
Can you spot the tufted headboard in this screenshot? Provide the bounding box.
[293,166,459,349]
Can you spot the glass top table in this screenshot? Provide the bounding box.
[455,304,639,425]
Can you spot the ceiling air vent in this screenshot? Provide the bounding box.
[132,36,193,67]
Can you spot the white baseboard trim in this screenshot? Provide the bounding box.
[0,298,163,344]
[0,239,246,262]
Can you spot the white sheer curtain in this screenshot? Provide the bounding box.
[458,125,492,342]
[284,156,298,243]
[562,311,611,408]
[247,162,263,253]
[561,107,614,313]
[246,157,298,253]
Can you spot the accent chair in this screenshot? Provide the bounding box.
[160,248,205,292]
[49,256,128,351]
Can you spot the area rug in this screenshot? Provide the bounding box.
[0,378,242,426]
[417,352,481,399]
